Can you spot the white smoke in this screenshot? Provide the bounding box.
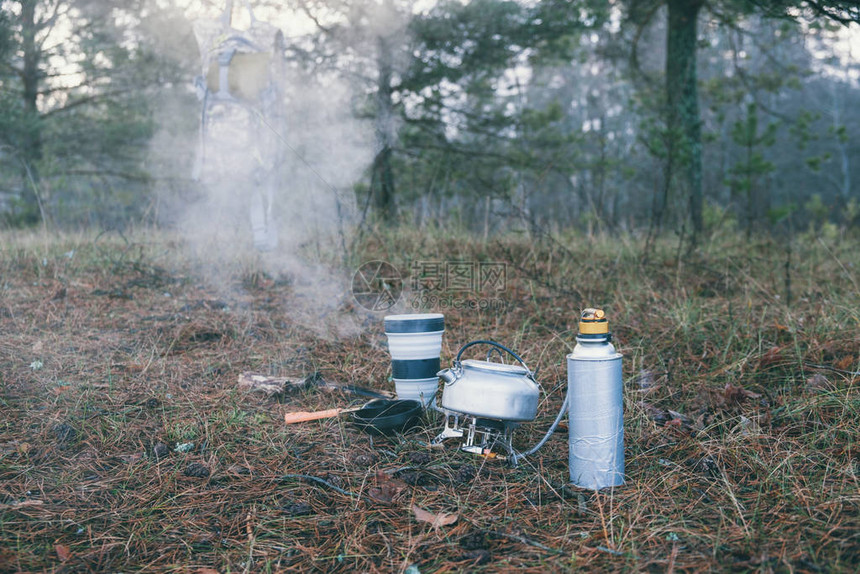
[148,6,383,339]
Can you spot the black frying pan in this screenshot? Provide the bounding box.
[349,399,423,435]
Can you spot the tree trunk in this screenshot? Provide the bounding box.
[746,137,754,240]
[831,83,852,215]
[19,0,44,222]
[666,0,703,245]
[371,144,396,222]
[372,34,397,224]
[595,117,607,226]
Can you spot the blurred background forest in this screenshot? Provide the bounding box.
[0,0,858,245]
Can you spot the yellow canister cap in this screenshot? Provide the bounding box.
[579,308,609,334]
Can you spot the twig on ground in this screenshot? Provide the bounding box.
[803,362,860,377]
[280,474,357,498]
[489,530,564,555]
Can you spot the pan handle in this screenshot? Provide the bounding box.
[283,407,345,424]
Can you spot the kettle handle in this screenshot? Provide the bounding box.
[454,340,532,374]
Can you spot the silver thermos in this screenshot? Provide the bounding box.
[567,308,625,490]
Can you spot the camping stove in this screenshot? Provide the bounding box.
[432,341,540,460]
[432,410,520,459]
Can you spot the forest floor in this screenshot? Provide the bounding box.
[0,227,857,573]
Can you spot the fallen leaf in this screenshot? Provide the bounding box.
[639,402,695,430]
[32,340,44,353]
[694,410,715,431]
[55,543,71,561]
[633,370,656,391]
[805,373,832,394]
[639,401,671,424]
[51,385,71,396]
[758,346,786,368]
[834,356,856,372]
[367,471,408,504]
[723,383,761,406]
[412,505,458,530]
[237,372,308,396]
[118,452,144,463]
[736,415,762,436]
[667,409,693,424]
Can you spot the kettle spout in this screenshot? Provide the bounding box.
[437,367,459,385]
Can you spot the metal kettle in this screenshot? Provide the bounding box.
[438,340,540,422]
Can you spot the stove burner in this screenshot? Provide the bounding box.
[431,408,520,460]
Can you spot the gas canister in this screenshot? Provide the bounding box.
[567,308,625,490]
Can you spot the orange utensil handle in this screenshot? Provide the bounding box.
[284,407,348,424]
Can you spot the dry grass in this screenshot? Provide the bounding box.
[0,227,857,572]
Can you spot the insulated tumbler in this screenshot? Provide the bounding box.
[384,313,444,407]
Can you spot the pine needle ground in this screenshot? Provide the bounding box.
[0,228,857,572]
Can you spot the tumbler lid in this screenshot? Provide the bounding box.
[579,308,609,335]
[384,313,445,333]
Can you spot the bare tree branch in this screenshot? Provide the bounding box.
[40,88,135,118]
[803,0,860,24]
[627,0,664,92]
[58,168,151,183]
[297,0,333,34]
